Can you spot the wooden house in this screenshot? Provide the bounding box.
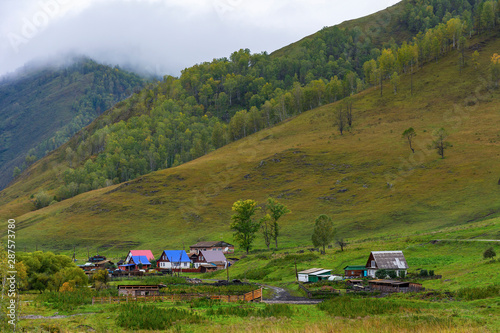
[88,255,107,263]
[125,250,155,263]
[156,250,191,270]
[344,265,367,278]
[192,250,227,270]
[297,268,332,282]
[365,251,408,278]
[119,255,151,271]
[189,241,234,254]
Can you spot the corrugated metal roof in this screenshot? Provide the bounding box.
[161,250,191,263]
[309,269,332,276]
[298,268,326,274]
[130,255,151,265]
[200,250,227,263]
[368,251,408,270]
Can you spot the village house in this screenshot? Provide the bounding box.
[119,255,151,271]
[189,241,234,254]
[125,250,155,263]
[344,265,367,278]
[365,251,408,278]
[192,250,227,270]
[88,255,107,263]
[156,250,191,270]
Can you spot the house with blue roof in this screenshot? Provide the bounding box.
[119,255,151,271]
[157,250,191,270]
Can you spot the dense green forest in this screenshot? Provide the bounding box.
[0,58,144,189]
[31,0,500,204]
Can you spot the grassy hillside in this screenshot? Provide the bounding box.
[0,59,144,189]
[2,32,500,255]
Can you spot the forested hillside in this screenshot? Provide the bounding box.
[1,0,499,217]
[0,58,144,189]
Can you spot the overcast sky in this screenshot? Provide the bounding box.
[0,0,400,78]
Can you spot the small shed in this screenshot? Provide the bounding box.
[118,285,161,296]
[344,265,367,278]
[297,268,332,282]
[368,280,424,293]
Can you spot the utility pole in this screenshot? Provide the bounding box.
[294,258,298,281]
[226,261,229,282]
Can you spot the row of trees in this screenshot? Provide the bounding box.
[229,199,346,255]
[403,127,452,158]
[230,199,291,254]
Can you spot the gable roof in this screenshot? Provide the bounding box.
[298,268,331,275]
[160,250,191,263]
[130,255,151,265]
[200,250,227,263]
[367,251,408,270]
[190,241,233,248]
[129,250,155,261]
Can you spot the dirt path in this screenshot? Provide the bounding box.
[261,284,322,304]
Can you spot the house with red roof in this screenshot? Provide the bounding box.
[119,255,151,271]
[125,250,155,264]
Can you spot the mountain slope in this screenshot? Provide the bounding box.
[3,34,500,253]
[0,58,144,189]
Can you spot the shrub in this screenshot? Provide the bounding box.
[399,270,406,278]
[483,247,497,259]
[428,270,435,277]
[419,269,428,277]
[375,269,388,279]
[34,191,53,209]
[387,270,397,279]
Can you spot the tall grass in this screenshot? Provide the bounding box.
[206,303,294,318]
[39,288,117,311]
[115,303,202,330]
[317,296,404,318]
[455,284,500,301]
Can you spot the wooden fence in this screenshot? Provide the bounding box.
[92,288,262,305]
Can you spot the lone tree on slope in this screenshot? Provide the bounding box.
[430,128,452,159]
[311,214,336,254]
[402,127,417,153]
[230,199,261,254]
[266,197,291,250]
